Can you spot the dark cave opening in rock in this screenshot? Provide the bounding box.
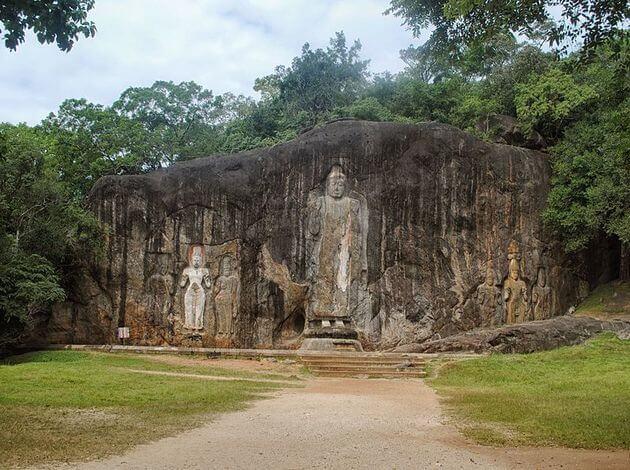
[274,308,306,347]
[291,310,305,336]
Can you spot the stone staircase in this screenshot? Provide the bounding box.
[299,352,428,379]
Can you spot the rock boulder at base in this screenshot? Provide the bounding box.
[394,316,630,354]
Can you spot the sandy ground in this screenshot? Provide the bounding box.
[135,354,303,376]
[49,377,629,470]
[123,368,300,384]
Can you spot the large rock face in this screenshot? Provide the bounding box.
[44,121,599,349]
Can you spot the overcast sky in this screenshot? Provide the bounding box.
[0,0,424,125]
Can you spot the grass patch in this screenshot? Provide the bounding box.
[574,281,630,319]
[430,334,630,449]
[0,350,295,468]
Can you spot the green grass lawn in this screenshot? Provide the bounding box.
[430,334,630,449]
[0,351,296,468]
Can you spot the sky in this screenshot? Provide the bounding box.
[0,0,424,125]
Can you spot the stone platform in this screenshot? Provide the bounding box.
[39,343,300,359]
[299,353,427,378]
[35,343,480,360]
[34,344,482,378]
[301,316,363,352]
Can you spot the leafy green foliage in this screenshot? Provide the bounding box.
[386,0,630,59]
[479,45,555,116]
[400,32,521,81]
[542,41,629,251]
[515,68,598,138]
[0,124,100,347]
[0,0,96,51]
[255,32,370,126]
[113,81,237,164]
[336,97,399,122]
[0,247,65,347]
[42,99,157,196]
[544,102,630,251]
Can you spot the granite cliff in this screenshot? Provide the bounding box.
[42,120,615,350]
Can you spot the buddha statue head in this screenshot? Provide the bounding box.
[325,165,347,199]
[508,258,520,281]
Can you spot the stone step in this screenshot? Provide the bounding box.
[301,357,426,367]
[299,352,428,358]
[301,354,428,378]
[299,352,425,358]
[310,369,427,378]
[308,365,425,373]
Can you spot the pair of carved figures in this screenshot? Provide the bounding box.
[305,165,368,319]
[476,259,551,325]
[180,246,239,334]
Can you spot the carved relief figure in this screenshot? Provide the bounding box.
[532,266,552,320]
[503,258,529,324]
[475,265,503,326]
[146,256,174,325]
[305,165,368,318]
[213,255,240,336]
[180,246,211,329]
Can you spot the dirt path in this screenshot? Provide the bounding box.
[122,368,299,384]
[52,378,628,470]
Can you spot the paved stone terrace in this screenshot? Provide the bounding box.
[38,343,483,360]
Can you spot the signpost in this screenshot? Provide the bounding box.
[117,327,130,345]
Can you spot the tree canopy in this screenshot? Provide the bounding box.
[0,124,100,347]
[386,0,630,62]
[255,32,370,122]
[0,0,96,51]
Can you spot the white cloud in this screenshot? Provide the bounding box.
[0,0,420,124]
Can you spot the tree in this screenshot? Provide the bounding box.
[0,0,96,51]
[219,99,296,153]
[0,123,100,347]
[0,123,100,266]
[255,32,370,125]
[42,99,157,197]
[479,45,555,116]
[113,81,235,164]
[336,97,399,122]
[386,0,630,59]
[542,40,630,257]
[544,103,629,254]
[0,244,65,348]
[377,74,474,124]
[515,67,598,140]
[401,32,521,82]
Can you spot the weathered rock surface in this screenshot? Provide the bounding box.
[40,120,617,350]
[394,316,630,354]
